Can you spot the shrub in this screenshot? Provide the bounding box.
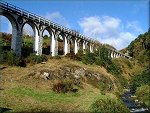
[76,49,84,61]
[90,97,130,113]
[0,50,26,67]
[66,52,76,60]
[52,80,75,93]
[123,59,133,68]
[82,51,95,65]
[135,85,150,108]
[53,55,61,59]
[27,54,48,64]
[130,69,150,91]
[106,62,122,76]
[95,57,106,67]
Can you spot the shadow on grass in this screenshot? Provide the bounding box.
[15,109,87,113]
[15,111,87,113]
[0,107,12,113]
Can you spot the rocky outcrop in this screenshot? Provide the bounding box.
[26,64,114,91]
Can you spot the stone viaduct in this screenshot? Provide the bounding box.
[0,1,131,59]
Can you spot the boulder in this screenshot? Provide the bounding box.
[40,72,50,80]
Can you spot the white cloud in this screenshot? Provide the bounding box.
[45,12,70,28]
[78,16,141,50]
[126,21,143,33]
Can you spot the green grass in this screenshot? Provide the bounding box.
[9,86,78,103]
[135,85,150,108]
[0,56,143,112]
[1,84,108,112]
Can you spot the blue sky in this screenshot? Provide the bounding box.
[0,0,149,50]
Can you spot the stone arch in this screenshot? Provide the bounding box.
[57,32,66,55]
[0,12,21,55]
[0,12,19,30]
[42,27,56,56]
[21,21,39,36]
[21,21,39,56]
[41,27,54,55]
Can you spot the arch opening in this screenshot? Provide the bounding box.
[78,39,83,52]
[21,22,34,57]
[57,33,64,55]
[70,38,75,53]
[42,29,51,55]
[0,16,13,51]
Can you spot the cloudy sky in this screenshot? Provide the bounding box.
[0,0,149,50]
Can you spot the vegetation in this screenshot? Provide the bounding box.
[126,29,150,108]
[1,57,121,112]
[82,50,95,64]
[127,29,150,67]
[90,97,130,113]
[52,79,78,93]
[130,69,150,91]
[135,85,150,108]
[1,29,149,112]
[81,45,123,76]
[0,51,26,67]
[26,53,48,64]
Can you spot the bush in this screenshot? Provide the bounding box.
[53,55,61,59]
[82,51,95,65]
[106,61,122,76]
[0,50,27,67]
[135,85,150,108]
[95,57,107,67]
[26,54,48,64]
[52,80,75,93]
[76,49,84,61]
[130,69,150,91]
[66,52,76,60]
[90,97,130,113]
[123,59,133,68]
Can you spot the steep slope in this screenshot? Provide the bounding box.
[127,30,150,67]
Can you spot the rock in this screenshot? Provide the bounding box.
[41,72,49,80]
[134,99,139,102]
[74,68,86,77]
[74,74,80,79]
[41,62,46,64]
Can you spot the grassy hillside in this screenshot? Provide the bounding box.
[0,57,131,113]
[0,31,149,112]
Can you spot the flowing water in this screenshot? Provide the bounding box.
[121,91,150,113]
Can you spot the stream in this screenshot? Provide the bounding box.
[121,90,150,113]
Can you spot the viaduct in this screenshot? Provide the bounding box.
[0,1,131,59]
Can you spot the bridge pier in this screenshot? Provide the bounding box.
[67,38,70,54]
[34,26,41,55]
[64,36,68,55]
[83,40,86,54]
[51,34,58,56]
[74,38,78,54]
[11,26,22,56]
[90,43,94,53]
